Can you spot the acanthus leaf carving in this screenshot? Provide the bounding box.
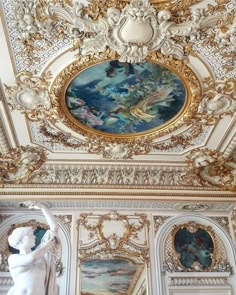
[0,145,47,185]
[29,165,185,187]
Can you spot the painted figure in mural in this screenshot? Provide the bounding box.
[7,201,60,295]
[66,60,186,134]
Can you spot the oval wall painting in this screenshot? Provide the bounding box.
[65,60,186,135]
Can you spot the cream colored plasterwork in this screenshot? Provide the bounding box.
[1,0,234,76]
[0,145,47,186]
[77,211,150,263]
[190,0,236,79]
[28,164,196,188]
[0,116,11,155]
[4,50,235,159]
[47,0,228,63]
[184,148,236,192]
[211,217,230,235]
[1,0,73,72]
[4,71,52,117]
[56,215,72,232]
[198,77,236,120]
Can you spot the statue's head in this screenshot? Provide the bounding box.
[8,227,35,250]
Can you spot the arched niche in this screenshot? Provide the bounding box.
[0,211,71,295]
[154,214,236,295]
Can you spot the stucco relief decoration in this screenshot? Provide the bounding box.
[213,12,236,52]
[47,0,226,63]
[4,71,53,120]
[184,148,236,192]
[77,211,149,262]
[8,0,72,67]
[77,211,149,294]
[198,77,236,122]
[0,145,47,185]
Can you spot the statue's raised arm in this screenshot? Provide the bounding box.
[7,201,60,295]
[23,201,59,235]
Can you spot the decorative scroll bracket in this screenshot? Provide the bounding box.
[48,0,223,63]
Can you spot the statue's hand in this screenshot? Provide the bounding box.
[21,201,46,210]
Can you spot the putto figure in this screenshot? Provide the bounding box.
[7,201,60,295]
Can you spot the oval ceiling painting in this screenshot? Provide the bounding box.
[65,60,186,135]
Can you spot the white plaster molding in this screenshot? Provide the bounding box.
[0,118,10,154]
[4,72,52,112]
[0,200,234,212]
[154,214,236,295]
[167,272,231,286]
[48,0,223,63]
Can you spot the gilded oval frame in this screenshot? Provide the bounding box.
[50,51,202,142]
[171,222,217,271]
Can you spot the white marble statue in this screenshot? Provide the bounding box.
[7,201,60,295]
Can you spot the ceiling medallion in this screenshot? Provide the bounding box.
[51,51,201,141]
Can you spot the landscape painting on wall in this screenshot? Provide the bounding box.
[66,60,186,135]
[81,258,141,295]
[174,227,214,269]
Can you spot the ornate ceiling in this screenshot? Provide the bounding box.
[0,0,235,208]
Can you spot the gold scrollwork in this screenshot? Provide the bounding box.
[77,211,150,263]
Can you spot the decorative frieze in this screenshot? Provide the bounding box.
[29,165,188,187]
[168,275,230,286]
